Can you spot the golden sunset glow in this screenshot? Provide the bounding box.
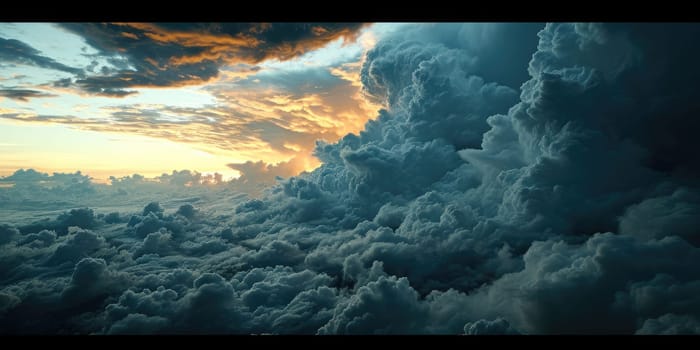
[0,23,396,182]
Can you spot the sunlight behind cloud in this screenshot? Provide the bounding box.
[0,23,395,180]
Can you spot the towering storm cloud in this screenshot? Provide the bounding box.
[2,23,700,334]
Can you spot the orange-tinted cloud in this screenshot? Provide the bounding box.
[1,24,381,185]
[227,154,319,195]
[58,23,367,95]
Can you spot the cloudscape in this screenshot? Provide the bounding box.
[2,22,700,334]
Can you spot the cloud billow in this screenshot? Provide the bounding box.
[3,23,700,334]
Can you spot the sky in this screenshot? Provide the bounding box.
[0,23,400,181]
[3,23,700,335]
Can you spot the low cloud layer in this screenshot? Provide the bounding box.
[3,23,700,334]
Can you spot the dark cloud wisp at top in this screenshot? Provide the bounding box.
[0,37,83,76]
[57,23,365,95]
[0,89,56,101]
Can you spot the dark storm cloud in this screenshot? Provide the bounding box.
[318,275,427,334]
[0,38,83,76]
[464,318,519,335]
[18,208,99,235]
[636,314,700,335]
[47,228,105,264]
[58,23,365,94]
[4,23,700,335]
[619,188,700,245]
[464,233,700,334]
[460,23,700,238]
[0,224,19,245]
[61,257,130,303]
[363,23,543,91]
[0,89,56,101]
